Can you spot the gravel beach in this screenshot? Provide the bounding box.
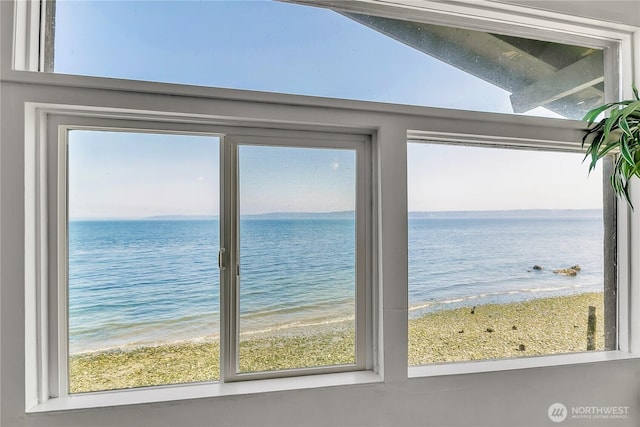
[69,292,605,393]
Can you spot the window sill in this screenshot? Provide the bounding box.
[27,371,382,413]
[408,350,640,378]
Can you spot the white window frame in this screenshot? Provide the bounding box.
[10,0,638,416]
[221,133,371,381]
[405,131,622,375]
[25,107,376,410]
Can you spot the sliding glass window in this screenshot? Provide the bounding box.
[57,125,370,394]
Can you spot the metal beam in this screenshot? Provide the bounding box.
[510,52,605,113]
[340,12,605,118]
[342,12,552,92]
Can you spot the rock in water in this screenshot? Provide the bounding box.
[532,265,543,271]
[553,267,579,276]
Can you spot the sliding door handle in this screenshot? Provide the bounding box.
[218,248,225,270]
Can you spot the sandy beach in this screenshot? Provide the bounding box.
[69,292,605,393]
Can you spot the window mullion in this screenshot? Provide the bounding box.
[55,124,69,398]
[220,135,239,382]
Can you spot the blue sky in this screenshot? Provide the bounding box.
[67,131,357,219]
[57,0,602,218]
[239,146,356,215]
[54,0,513,110]
[407,144,602,212]
[68,131,220,219]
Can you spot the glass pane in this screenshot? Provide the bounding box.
[67,130,220,393]
[407,143,606,365]
[51,1,603,119]
[237,145,356,373]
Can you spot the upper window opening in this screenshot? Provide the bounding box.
[48,0,605,119]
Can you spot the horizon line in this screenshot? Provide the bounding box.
[68,207,603,221]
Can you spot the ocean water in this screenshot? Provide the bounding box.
[68,218,356,353]
[408,212,603,317]
[68,211,603,353]
[68,220,220,354]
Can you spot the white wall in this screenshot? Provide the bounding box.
[2,1,640,426]
[3,75,639,427]
[501,0,640,27]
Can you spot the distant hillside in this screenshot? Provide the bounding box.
[144,211,356,221]
[241,211,356,220]
[408,209,603,219]
[145,215,217,220]
[79,209,602,222]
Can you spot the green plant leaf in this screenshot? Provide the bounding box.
[622,181,634,209]
[620,117,633,137]
[615,158,635,209]
[582,87,639,210]
[610,171,620,193]
[583,102,616,123]
[595,141,620,160]
[603,108,625,141]
[619,135,635,166]
[581,101,632,123]
[620,101,640,122]
[582,120,605,149]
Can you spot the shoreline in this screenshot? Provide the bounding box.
[70,316,356,356]
[71,287,600,355]
[69,292,605,393]
[407,285,599,317]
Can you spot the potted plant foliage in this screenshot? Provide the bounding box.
[582,85,640,208]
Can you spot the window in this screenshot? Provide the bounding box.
[47,0,605,119]
[40,119,371,397]
[223,135,370,380]
[65,130,221,393]
[407,142,616,366]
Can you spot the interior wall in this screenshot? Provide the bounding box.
[3,81,639,427]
